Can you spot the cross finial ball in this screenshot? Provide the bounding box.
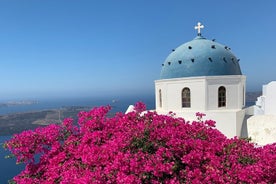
[194,22,204,36]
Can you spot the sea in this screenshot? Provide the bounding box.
[0,96,255,183]
[0,95,155,183]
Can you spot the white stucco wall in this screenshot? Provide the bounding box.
[243,81,276,145]
[155,75,246,112]
[265,81,276,115]
[245,105,264,116]
[155,75,246,138]
[156,109,245,138]
[206,76,245,110]
[247,115,276,145]
[208,109,245,137]
[155,77,206,112]
[254,81,276,116]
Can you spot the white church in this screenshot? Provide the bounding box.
[155,22,246,138]
[127,22,276,145]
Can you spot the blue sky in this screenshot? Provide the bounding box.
[0,0,275,100]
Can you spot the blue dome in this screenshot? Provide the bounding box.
[160,36,242,79]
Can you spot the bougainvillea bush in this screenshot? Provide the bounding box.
[4,102,276,183]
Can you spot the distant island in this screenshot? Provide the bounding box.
[0,100,38,107]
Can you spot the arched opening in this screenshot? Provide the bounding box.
[243,86,245,107]
[218,86,226,107]
[159,89,162,108]
[182,88,191,108]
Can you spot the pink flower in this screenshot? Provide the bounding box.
[134,101,146,113]
[4,103,276,183]
[196,112,206,122]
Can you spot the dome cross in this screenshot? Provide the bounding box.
[194,22,204,36]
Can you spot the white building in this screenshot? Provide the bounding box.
[255,81,276,115]
[246,81,276,145]
[126,22,276,144]
[154,22,246,138]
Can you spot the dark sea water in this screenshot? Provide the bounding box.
[0,136,25,183]
[0,95,155,183]
[0,95,155,115]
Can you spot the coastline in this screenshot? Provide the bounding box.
[0,106,93,136]
[0,92,258,136]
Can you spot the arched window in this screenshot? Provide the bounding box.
[182,87,191,108]
[159,89,162,108]
[243,86,245,106]
[218,86,226,107]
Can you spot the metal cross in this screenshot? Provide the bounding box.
[194,22,204,36]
